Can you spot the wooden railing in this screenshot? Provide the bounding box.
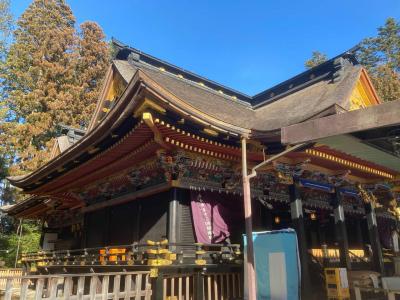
[0,269,243,300]
[154,270,243,300]
[349,250,370,264]
[0,271,152,300]
[203,272,242,300]
[309,248,370,265]
[161,273,195,300]
[0,268,23,290]
[353,283,392,300]
[21,241,242,270]
[14,241,243,299]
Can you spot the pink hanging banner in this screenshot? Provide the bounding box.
[190,191,243,244]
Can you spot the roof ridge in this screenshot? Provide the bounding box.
[252,48,360,107]
[112,38,252,101]
[112,38,361,109]
[129,59,252,108]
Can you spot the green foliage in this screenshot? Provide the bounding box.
[305,18,400,102]
[358,18,400,72]
[0,221,40,267]
[305,51,328,69]
[109,40,119,60]
[357,17,400,102]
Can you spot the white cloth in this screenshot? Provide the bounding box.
[392,231,399,253]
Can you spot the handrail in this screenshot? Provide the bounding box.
[22,242,241,256]
[0,270,150,280]
[349,249,370,263]
[0,270,153,299]
[353,284,400,294]
[20,241,243,268]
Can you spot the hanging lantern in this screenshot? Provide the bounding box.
[310,212,317,221]
[274,216,281,224]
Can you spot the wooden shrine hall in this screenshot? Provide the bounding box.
[3,39,400,299]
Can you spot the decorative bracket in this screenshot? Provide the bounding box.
[357,184,380,207]
[142,112,171,150]
[273,160,310,185]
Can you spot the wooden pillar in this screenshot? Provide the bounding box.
[241,138,257,300]
[104,208,111,246]
[153,270,164,300]
[331,190,351,270]
[82,214,87,248]
[195,271,204,300]
[310,222,319,248]
[252,198,263,231]
[168,188,180,245]
[288,181,312,299]
[318,222,326,245]
[355,217,364,248]
[134,203,142,242]
[364,202,385,274]
[262,208,273,230]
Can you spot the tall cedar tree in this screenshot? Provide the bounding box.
[3,0,109,175]
[4,0,78,174]
[0,2,40,265]
[0,0,15,204]
[0,0,12,62]
[305,18,400,102]
[76,22,109,127]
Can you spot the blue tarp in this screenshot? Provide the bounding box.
[244,229,301,300]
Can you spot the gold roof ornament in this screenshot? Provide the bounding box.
[357,184,381,207]
[387,198,400,221]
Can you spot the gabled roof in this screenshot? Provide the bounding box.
[253,64,363,131]
[112,39,252,102]
[50,125,86,159]
[113,59,255,130]
[7,40,385,191]
[109,41,366,132]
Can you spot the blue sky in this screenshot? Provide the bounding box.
[10,0,400,95]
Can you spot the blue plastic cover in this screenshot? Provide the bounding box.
[244,229,301,300]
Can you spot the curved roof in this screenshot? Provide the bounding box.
[7,41,376,191]
[111,50,364,133]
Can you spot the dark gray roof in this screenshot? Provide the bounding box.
[112,47,363,132]
[113,38,251,102]
[55,125,86,152]
[253,65,362,130]
[128,61,255,129]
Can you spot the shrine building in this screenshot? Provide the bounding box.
[3,39,400,299]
